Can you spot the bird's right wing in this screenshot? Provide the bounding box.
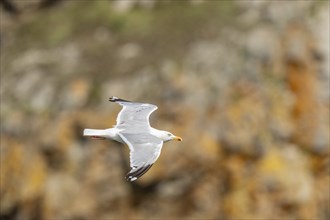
[118,132,163,181]
[109,96,158,132]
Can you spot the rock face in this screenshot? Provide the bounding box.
[1,1,329,219]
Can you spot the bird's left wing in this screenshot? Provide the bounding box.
[118,132,163,181]
[109,96,158,132]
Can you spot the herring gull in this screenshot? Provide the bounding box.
[83,96,182,181]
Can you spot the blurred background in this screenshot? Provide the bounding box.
[0,0,329,219]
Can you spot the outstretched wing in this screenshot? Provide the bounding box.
[118,132,163,181]
[109,96,158,132]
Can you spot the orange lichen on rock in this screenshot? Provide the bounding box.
[284,25,321,149]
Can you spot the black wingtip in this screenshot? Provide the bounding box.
[125,164,153,182]
[109,96,131,103]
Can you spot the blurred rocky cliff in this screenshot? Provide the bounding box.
[1,1,329,219]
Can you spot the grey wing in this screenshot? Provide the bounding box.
[118,133,163,181]
[110,97,158,131]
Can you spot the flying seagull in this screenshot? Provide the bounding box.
[83,96,182,181]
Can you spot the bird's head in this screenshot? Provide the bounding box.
[161,131,183,142]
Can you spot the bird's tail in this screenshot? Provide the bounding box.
[83,129,108,137]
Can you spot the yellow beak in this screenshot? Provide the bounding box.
[173,136,183,141]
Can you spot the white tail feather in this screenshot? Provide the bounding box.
[83,129,107,136]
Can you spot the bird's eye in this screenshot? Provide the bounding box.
[168,134,171,136]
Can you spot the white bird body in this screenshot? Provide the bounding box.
[83,96,182,181]
[83,127,173,143]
